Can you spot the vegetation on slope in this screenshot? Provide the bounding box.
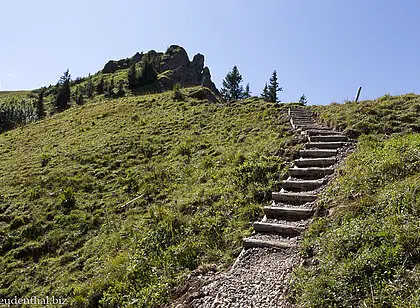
[293,95,420,307]
[312,93,420,137]
[0,88,296,307]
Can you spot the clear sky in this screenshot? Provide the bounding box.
[1,0,419,104]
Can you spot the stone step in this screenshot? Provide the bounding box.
[307,129,342,136]
[272,192,317,204]
[264,206,314,220]
[243,237,296,250]
[280,179,324,191]
[253,222,305,236]
[289,167,334,179]
[305,142,345,149]
[294,157,336,168]
[310,135,348,142]
[300,149,337,158]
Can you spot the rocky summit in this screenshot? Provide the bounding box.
[102,45,219,94]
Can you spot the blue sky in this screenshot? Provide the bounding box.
[1,0,419,104]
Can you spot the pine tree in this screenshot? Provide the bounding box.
[35,87,46,119]
[116,82,125,97]
[299,94,308,105]
[96,76,104,94]
[220,65,244,101]
[261,83,270,101]
[243,83,251,98]
[267,70,282,103]
[54,69,71,112]
[128,63,138,89]
[85,78,94,98]
[75,86,84,105]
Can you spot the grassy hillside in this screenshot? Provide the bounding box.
[312,93,420,136]
[0,88,297,307]
[292,95,420,307]
[0,90,31,100]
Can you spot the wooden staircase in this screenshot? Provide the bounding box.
[243,107,351,250]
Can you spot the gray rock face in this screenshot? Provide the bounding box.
[101,45,219,95]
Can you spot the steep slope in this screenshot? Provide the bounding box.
[0,89,298,307]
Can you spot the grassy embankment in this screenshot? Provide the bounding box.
[293,93,420,307]
[0,88,298,307]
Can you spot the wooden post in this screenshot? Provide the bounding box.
[354,86,362,102]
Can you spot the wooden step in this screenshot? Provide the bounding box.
[294,157,336,168]
[299,149,337,158]
[309,135,348,142]
[253,222,305,236]
[307,129,342,136]
[243,237,296,249]
[272,192,317,204]
[280,179,324,191]
[264,206,314,220]
[289,167,334,179]
[305,142,345,149]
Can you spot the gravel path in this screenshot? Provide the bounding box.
[173,247,299,308]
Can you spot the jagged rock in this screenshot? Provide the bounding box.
[102,52,143,74]
[201,67,219,95]
[102,61,119,74]
[102,45,219,97]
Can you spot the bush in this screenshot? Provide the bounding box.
[59,187,76,213]
[172,83,184,101]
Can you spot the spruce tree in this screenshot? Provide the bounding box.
[243,83,251,98]
[35,87,46,119]
[85,78,94,98]
[267,70,282,103]
[54,69,71,112]
[220,65,244,101]
[75,86,84,105]
[299,94,308,105]
[261,83,270,101]
[116,82,125,97]
[96,76,104,94]
[128,63,138,89]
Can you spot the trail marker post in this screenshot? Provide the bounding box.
[354,86,362,102]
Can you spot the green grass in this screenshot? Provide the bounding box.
[292,133,420,307]
[312,93,420,136]
[0,88,296,306]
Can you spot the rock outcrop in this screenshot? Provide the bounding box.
[101,45,219,95]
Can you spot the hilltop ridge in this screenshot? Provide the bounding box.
[101,45,219,94]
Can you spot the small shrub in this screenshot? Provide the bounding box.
[59,187,76,213]
[172,83,184,101]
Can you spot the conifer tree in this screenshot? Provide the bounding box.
[35,87,46,119]
[220,65,244,101]
[54,69,71,112]
[299,94,308,105]
[243,83,251,98]
[85,78,94,98]
[116,82,125,97]
[75,86,84,105]
[128,63,138,89]
[261,83,270,101]
[96,76,104,94]
[267,70,282,103]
